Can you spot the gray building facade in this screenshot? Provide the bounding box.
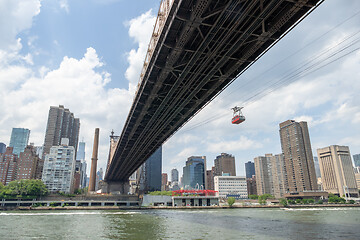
[43,105,80,158]
[245,161,255,178]
[0,143,6,154]
[354,154,360,167]
[138,146,162,192]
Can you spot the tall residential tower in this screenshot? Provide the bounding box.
[279,120,317,193]
[43,105,80,158]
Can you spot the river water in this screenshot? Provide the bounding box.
[0,208,359,239]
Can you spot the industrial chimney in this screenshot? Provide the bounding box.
[88,128,99,192]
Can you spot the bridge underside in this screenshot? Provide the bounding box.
[105,0,322,182]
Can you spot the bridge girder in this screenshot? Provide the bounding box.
[105,0,323,181]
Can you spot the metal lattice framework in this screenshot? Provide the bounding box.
[105,0,323,181]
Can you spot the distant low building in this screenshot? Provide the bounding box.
[214,176,247,199]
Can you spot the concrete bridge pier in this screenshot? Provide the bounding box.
[101,181,130,194]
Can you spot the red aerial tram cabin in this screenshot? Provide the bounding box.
[231,106,245,124]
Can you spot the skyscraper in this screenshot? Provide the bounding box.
[138,146,162,192]
[270,154,287,198]
[77,141,85,161]
[171,168,179,182]
[0,143,6,154]
[43,105,80,158]
[313,156,321,178]
[279,120,317,192]
[254,154,273,196]
[245,161,255,178]
[183,156,206,189]
[9,128,30,156]
[317,145,358,197]
[76,141,87,189]
[214,153,236,176]
[42,138,76,193]
[353,154,360,167]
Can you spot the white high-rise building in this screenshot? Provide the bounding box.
[214,176,247,198]
[42,138,76,193]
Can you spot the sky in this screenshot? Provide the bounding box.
[0,0,360,179]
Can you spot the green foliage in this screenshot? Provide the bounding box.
[307,199,315,204]
[249,194,258,200]
[74,189,82,195]
[287,199,296,205]
[348,200,355,204]
[227,197,235,207]
[258,194,274,200]
[49,202,57,207]
[317,200,323,204]
[301,199,308,204]
[149,191,175,196]
[258,199,266,205]
[295,199,301,204]
[328,195,346,204]
[257,194,274,205]
[279,198,288,207]
[58,191,75,197]
[0,179,48,199]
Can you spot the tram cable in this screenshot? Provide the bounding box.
[179,28,360,133]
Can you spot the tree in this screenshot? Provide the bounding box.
[0,180,48,199]
[288,199,296,205]
[249,194,258,200]
[279,198,288,207]
[301,199,308,204]
[25,180,48,196]
[227,197,235,207]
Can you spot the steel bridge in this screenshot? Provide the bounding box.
[105,0,323,184]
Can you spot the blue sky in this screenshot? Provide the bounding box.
[1,0,360,179]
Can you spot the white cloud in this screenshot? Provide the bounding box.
[124,10,156,94]
[170,147,198,164]
[0,47,134,170]
[0,0,41,50]
[59,0,69,13]
[206,136,263,153]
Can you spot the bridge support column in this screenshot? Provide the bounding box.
[101,181,130,194]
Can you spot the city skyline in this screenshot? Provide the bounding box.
[0,0,359,178]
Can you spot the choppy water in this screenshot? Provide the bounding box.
[0,208,359,239]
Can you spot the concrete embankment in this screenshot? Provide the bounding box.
[7,203,359,211]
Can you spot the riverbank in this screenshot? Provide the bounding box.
[5,203,359,211]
